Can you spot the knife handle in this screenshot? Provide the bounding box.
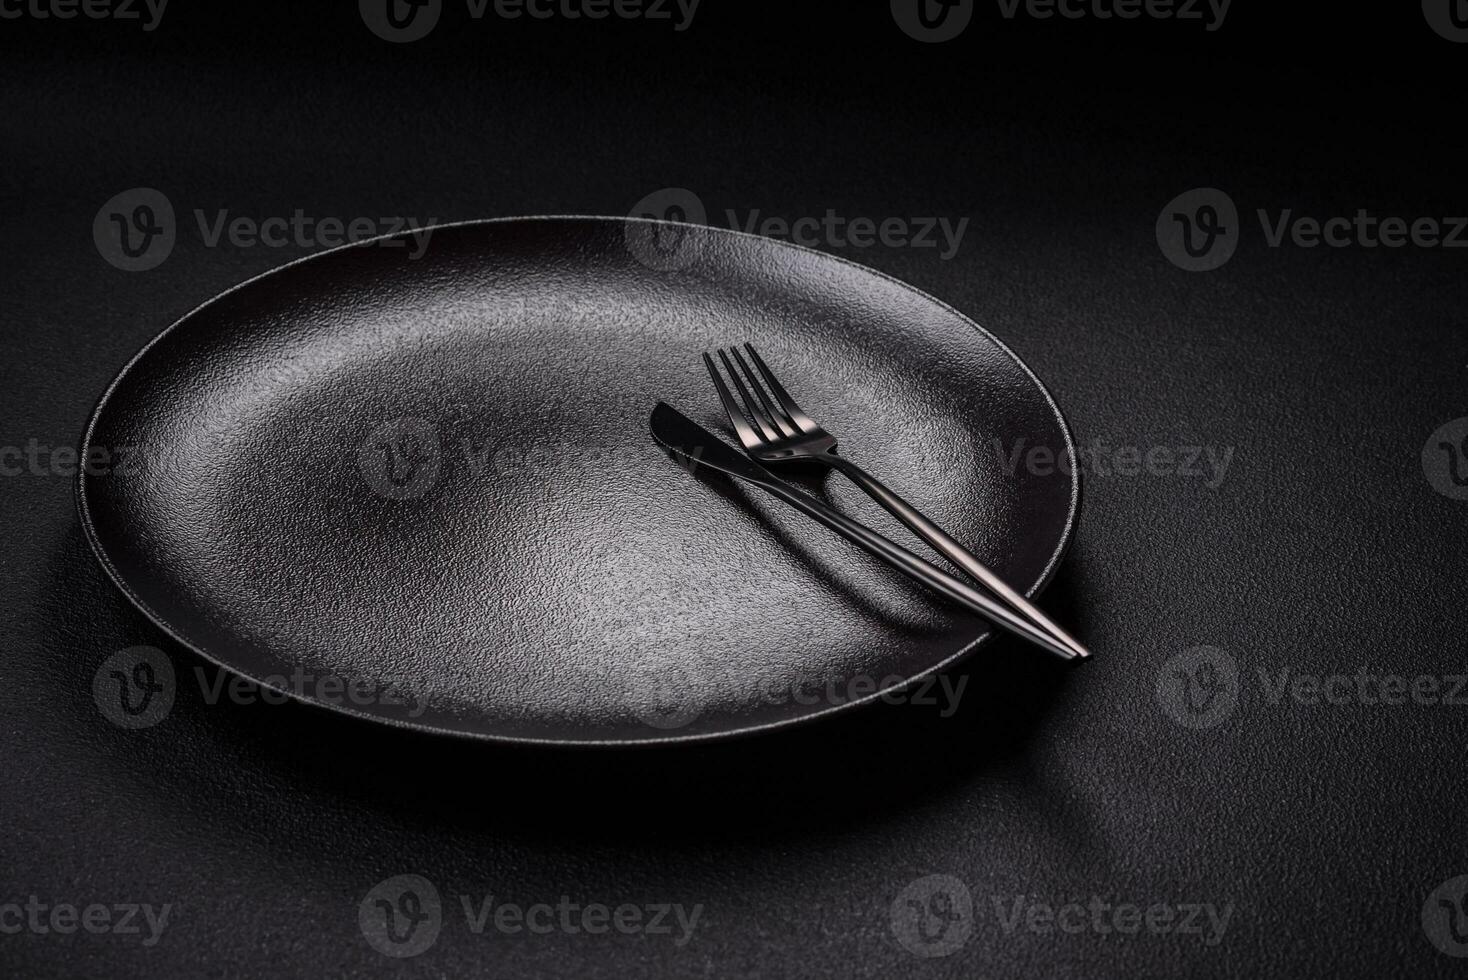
[819,451,1087,661]
[753,478,1082,662]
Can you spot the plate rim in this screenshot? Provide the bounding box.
[76,214,1082,747]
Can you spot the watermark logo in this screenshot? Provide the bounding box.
[1424,875,1468,957]
[360,875,443,958]
[94,188,175,272]
[1156,646,1239,730]
[355,426,674,501]
[361,0,443,42]
[626,187,972,267]
[360,876,701,955]
[93,646,175,729]
[358,418,443,500]
[94,188,438,271]
[891,0,974,42]
[1423,0,1468,41]
[625,187,709,272]
[890,875,1232,952]
[1161,187,1468,270]
[1423,418,1468,501]
[1157,187,1239,272]
[890,874,973,957]
[1164,656,1468,720]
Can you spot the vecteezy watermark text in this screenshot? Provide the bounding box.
[193,210,436,259]
[888,874,1233,958]
[360,0,701,43]
[1258,667,1468,708]
[725,209,969,261]
[624,187,971,270]
[991,894,1234,945]
[0,897,172,946]
[94,188,438,272]
[358,422,706,501]
[460,894,701,945]
[358,875,702,958]
[1157,647,1468,730]
[1158,187,1468,271]
[193,666,429,718]
[993,436,1235,488]
[632,666,969,731]
[92,646,431,729]
[0,440,139,478]
[994,0,1231,30]
[0,0,168,30]
[890,0,1230,42]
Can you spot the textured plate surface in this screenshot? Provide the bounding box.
[78,216,1078,744]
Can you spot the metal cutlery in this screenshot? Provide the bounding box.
[703,343,1090,662]
[649,402,1085,663]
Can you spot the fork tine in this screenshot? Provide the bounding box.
[703,353,763,449]
[743,344,819,433]
[729,347,800,438]
[717,349,783,443]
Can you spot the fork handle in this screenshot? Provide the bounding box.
[818,452,1088,661]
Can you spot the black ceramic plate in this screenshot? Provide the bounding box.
[78,216,1079,745]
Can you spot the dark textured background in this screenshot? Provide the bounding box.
[2,2,1465,977]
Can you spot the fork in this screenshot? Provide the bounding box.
[650,402,1084,663]
[704,343,1090,661]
